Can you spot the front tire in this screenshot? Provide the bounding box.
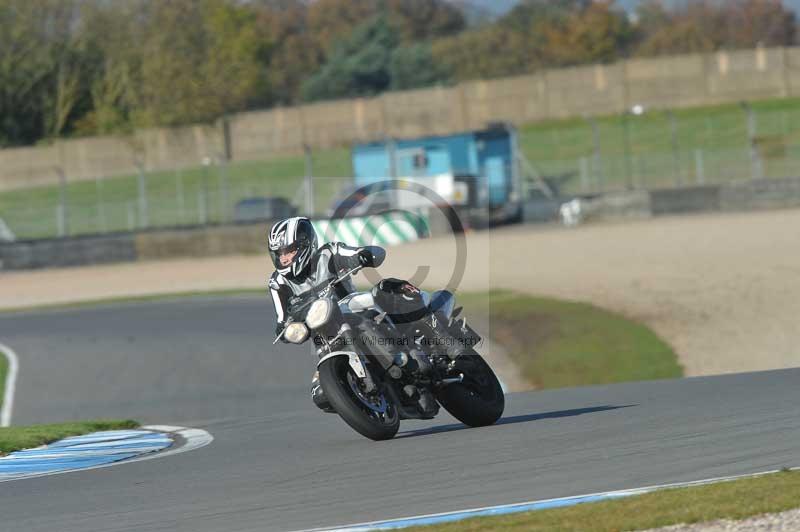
[318,355,400,441]
[435,352,504,427]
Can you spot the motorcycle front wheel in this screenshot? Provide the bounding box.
[318,355,400,441]
[435,351,504,427]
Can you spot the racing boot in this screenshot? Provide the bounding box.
[417,388,439,419]
[311,371,336,413]
[402,384,438,419]
[409,348,433,376]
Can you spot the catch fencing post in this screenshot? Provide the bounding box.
[586,117,604,192]
[95,177,107,233]
[303,144,314,216]
[668,110,681,186]
[135,159,149,229]
[579,157,589,193]
[742,102,764,180]
[126,202,136,231]
[622,112,634,189]
[55,166,69,237]
[217,155,230,223]
[197,190,207,225]
[695,149,706,185]
[202,157,212,223]
[176,169,185,224]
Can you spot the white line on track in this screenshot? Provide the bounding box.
[0,342,20,427]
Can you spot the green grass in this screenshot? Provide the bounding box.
[459,290,682,389]
[0,419,140,456]
[407,470,800,531]
[0,148,352,240]
[3,95,800,240]
[520,97,800,193]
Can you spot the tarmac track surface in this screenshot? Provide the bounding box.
[0,297,798,532]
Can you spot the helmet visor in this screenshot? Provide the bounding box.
[270,242,300,270]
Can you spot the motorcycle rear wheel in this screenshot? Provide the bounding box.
[435,351,504,427]
[318,355,400,441]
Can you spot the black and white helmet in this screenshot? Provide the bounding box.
[268,217,318,278]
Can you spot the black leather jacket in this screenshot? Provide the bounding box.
[269,242,385,337]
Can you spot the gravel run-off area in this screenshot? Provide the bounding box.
[643,508,800,531]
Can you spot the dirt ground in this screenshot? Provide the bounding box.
[3,208,799,378]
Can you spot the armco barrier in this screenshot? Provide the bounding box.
[0,233,136,270]
[4,179,800,271]
[0,211,432,271]
[650,185,721,215]
[720,177,800,211]
[134,224,265,261]
[592,191,652,220]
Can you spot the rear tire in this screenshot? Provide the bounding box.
[435,352,504,427]
[318,356,399,441]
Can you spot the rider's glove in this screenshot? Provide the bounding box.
[358,249,374,267]
[275,323,289,344]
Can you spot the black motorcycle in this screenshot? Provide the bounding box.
[275,265,505,441]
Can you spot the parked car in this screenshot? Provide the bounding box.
[0,217,15,242]
[233,197,297,223]
[327,185,393,218]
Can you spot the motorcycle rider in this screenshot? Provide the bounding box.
[268,216,430,413]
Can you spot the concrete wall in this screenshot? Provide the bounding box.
[626,54,709,110]
[0,125,224,191]
[787,48,800,97]
[3,46,800,191]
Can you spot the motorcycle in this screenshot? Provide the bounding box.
[275,264,505,441]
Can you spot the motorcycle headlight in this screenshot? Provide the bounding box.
[284,322,309,344]
[306,298,333,329]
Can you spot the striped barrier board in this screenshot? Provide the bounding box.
[312,211,429,248]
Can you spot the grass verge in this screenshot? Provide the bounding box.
[0,419,140,456]
[459,290,682,389]
[406,470,800,531]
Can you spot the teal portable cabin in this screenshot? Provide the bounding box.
[351,124,521,217]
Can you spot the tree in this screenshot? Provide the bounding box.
[634,0,796,57]
[724,0,796,48]
[0,0,91,146]
[76,0,143,135]
[385,0,466,41]
[254,3,323,105]
[539,0,634,66]
[301,15,400,101]
[431,24,533,81]
[258,0,464,103]
[432,0,631,80]
[390,43,449,90]
[134,0,268,128]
